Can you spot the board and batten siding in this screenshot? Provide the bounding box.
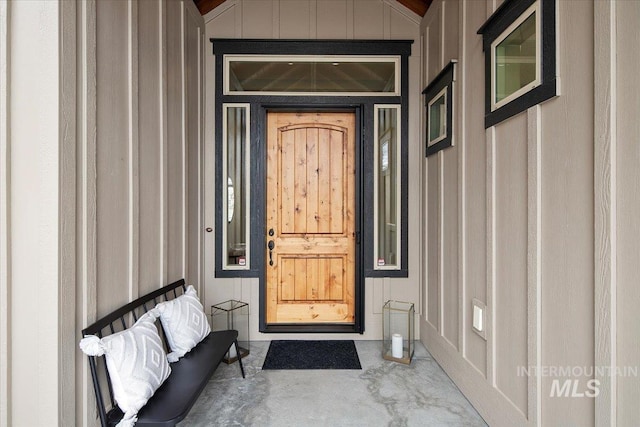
[0,0,204,425]
[595,1,640,425]
[204,0,423,340]
[422,0,640,426]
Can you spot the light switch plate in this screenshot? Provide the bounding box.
[472,298,487,340]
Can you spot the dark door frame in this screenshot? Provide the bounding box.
[210,39,413,334]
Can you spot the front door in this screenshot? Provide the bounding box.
[266,112,356,325]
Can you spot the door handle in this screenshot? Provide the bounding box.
[268,240,275,266]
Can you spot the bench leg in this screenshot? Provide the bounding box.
[234,339,245,378]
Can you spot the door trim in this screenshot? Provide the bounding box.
[258,106,364,334]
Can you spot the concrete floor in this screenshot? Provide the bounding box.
[180,341,487,427]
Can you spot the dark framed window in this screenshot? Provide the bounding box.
[478,0,556,128]
[422,60,456,156]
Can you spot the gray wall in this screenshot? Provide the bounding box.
[421,0,640,426]
[0,0,204,425]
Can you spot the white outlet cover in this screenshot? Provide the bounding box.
[473,304,483,332]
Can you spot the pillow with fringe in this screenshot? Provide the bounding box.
[79,311,171,427]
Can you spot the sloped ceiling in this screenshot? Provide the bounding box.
[193,0,432,18]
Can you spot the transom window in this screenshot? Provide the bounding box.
[224,55,400,96]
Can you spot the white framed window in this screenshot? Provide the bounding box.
[224,55,400,97]
[423,61,456,157]
[373,105,401,270]
[490,1,540,111]
[222,104,251,270]
[478,0,557,127]
[427,87,448,146]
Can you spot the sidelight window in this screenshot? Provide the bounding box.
[374,105,401,270]
[222,104,250,270]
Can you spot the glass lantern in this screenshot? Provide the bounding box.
[211,300,250,364]
[382,300,414,364]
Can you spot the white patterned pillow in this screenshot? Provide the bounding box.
[79,311,171,427]
[153,285,211,362]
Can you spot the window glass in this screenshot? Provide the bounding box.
[226,56,398,95]
[428,91,447,144]
[224,105,250,268]
[374,106,400,269]
[493,9,537,106]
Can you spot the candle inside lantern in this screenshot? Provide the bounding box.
[391,333,403,358]
[228,343,237,359]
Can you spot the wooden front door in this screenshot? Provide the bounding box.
[266,112,356,325]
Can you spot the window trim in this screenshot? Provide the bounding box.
[422,60,456,157]
[373,104,402,271]
[478,0,557,128]
[222,103,251,271]
[490,1,540,111]
[224,54,401,97]
[427,87,448,146]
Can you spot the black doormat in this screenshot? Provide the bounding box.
[262,340,362,370]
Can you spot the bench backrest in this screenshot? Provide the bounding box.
[81,279,188,427]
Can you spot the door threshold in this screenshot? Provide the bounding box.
[262,323,360,334]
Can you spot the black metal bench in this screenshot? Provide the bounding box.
[81,279,245,426]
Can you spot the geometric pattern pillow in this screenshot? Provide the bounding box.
[79,311,171,427]
[153,285,211,362]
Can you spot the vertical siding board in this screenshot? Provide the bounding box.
[0,1,11,424]
[427,8,441,82]
[185,4,201,287]
[407,54,422,316]
[614,2,640,425]
[198,21,204,293]
[316,0,347,39]
[427,157,440,330]
[594,0,617,425]
[181,2,188,279]
[138,0,162,294]
[437,153,444,333]
[96,0,131,316]
[441,120,458,348]
[279,0,311,38]
[486,127,496,388]
[494,116,528,415]
[527,106,542,426]
[353,0,383,39]
[59,1,78,424]
[128,0,140,301]
[541,2,594,425]
[242,0,274,39]
[443,0,458,64]
[457,0,466,357]
[77,1,98,425]
[166,0,184,282]
[160,0,169,286]
[345,0,354,39]
[272,0,280,38]
[440,0,459,348]
[462,0,487,376]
